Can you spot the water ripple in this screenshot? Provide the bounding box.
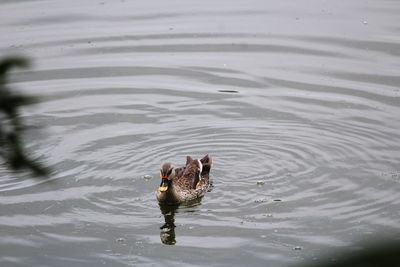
[1,0,400,266]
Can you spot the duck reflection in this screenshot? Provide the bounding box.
[159,202,201,245]
[159,204,178,245]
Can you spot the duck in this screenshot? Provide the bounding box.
[156,154,212,205]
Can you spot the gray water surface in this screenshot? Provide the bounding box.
[1,1,400,266]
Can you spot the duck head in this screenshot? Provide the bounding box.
[158,162,175,192]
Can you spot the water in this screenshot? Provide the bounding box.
[1,0,400,266]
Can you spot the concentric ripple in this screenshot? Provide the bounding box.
[1,0,400,267]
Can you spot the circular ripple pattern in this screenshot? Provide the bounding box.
[1,1,400,267]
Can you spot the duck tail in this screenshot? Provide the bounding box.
[200,154,212,175]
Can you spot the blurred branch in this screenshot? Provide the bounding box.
[0,56,48,176]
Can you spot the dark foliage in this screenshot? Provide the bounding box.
[0,56,48,176]
[297,239,400,267]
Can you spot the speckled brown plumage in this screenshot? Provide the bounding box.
[156,155,212,205]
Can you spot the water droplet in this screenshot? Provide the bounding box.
[260,235,267,238]
[143,174,153,180]
[218,89,239,93]
[266,213,273,217]
[254,198,268,203]
[116,237,126,243]
[294,246,302,250]
[256,181,265,186]
[188,226,194,230]
[363,20,368,25]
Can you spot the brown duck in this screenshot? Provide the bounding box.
[156,155,212,205]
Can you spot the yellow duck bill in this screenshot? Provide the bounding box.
[158,179,169,192]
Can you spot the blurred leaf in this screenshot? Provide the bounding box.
[0,56,30,84]
[296,239,400,267]
[0,93,37,115]
[0,56,49,177]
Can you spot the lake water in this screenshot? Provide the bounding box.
[1,1,400,266]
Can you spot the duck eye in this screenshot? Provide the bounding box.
[167,169,172,176]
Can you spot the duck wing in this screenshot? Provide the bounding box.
[200,154,212,176]
[174,155,212,191]
[193,155,212,189]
